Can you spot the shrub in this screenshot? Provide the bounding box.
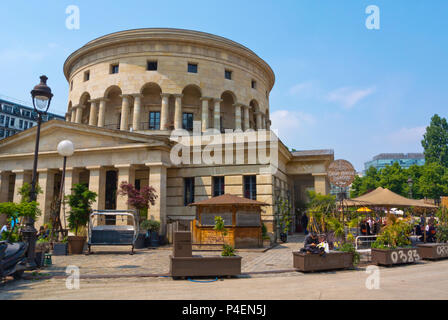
[372,215,413,249]
[67,184,97,236]
[214,216,236,257]
[338,242,360,266]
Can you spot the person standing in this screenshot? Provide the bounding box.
[301,213,309,235]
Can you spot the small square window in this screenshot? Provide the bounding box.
[84,71,90,81]
[110,64,119,74]
[147,61,158,71]
[188,63,198,73]
[251,80,257,89]
[225,70,232,80]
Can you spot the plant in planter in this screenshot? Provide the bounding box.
[67,184,97,254]
[118,182,157,221]
[337,242,360,267]
[214,216,235,256]
[261,223,271,247]
[436,207,448,243]
[276,197,292,243]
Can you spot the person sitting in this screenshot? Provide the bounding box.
[426,223,436,243]
[300,232,325,256]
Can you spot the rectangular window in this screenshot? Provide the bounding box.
[147,61,158,71]
[0,129,4,137]
[110,64,119,74]
[149,111,160,130]
[84,70,90,81]
[225,69,232,80]
[251,80,257,89]
[19,119,23,129]
[0,115,3,124]
[213,176,225,197]
[5,130,9,137]
[184,177,195,206]
[182,113,194,131]
[24,121,28,130]
[10,118,14,127]
[29,122,33,128]
[188,63,198,73]
[244,175,257,200]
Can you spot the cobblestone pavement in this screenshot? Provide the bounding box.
[43,234,305,277]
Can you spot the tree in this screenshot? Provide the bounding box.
[350,166,380,198]
[118,182,157,220]
[378,162,407,196]
[418,162,448,202]
[421,114,448,167]
[67,184,97,236]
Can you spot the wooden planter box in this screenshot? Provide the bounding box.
[417,243,448,260]
[371,248,420,266]
[170,255,242,278]
[293,251,354,272]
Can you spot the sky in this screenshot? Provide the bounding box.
[0,0,447,171]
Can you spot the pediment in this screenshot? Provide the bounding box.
[0,120,167,155]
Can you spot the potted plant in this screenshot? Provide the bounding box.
[276,197,292,243]
[371,215,420,266]
[118,182,157,222]
[67,184,97,254]
[35,237,50,268]
[53,236,68,256]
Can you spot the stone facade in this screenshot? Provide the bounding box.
[0,29,333,239]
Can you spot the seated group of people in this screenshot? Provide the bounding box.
[300,232,328,256]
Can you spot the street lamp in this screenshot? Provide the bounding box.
[24,75,53,269]
[407,177,413,199]
[56,140,74,237]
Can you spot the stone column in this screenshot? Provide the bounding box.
[120,95,130,131]
[174,94,183,130]
[243,105,250,131]
[160,93,170,131]
[97,98,107,128]
[36,169,56,228]
[234,103,242,131]
[0,171,12,203]
[313,173,330,195]
[115,165,135,211]
[12,170,32,203]
[132,94,142,131]
[200,97,210,132]
[0,171,12,226]
[87,166,106,211]
[88,100,99,126]
[146,163,167,234]
[63,168,80,196]
[256,112,262,130]
[214,99,222,132]
[75,105,84,124]
[70,108,76,123]
[65,112,71,122]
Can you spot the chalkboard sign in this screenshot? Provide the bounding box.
[201,213,232,226]
[236,211,260,227]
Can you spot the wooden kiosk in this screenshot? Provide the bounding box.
[189,194,267,248]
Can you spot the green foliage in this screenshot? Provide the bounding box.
[306,191,336,234]
[372,216,413,249]
[18,182,43,203]
[338,242,360,266]
[221,244,236,257]
[350,166,380,198]
[436,207,448,243]
[276,197,292,233]
[327,217,345,239]
[67,184,97,236]
[419,162,448,200]
[16,201,40,220]
[214,216,235,257]
[140,219,160,232]
[421,114,448,167]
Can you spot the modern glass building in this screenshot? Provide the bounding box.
[364,153,425,171]
[0,97,65,140]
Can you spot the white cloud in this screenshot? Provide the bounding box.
[327,86,376,109]
[270,109,316,134]
[388,126,426,145]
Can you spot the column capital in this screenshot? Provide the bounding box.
[12,169,25,174]
[173,94,183,99]
[160,93,171,99]
[233,103,244,108]
[114,164,135,169]
[200,96,214,101]
[98,97,110,103]
[131,93,143,99]
[119,94,132,100]
[88,99,100,104]
[86,165,104,171]
[242,104,250,109]
[62,167,82,172]
[145,162,170,168]
[214,98,223,103]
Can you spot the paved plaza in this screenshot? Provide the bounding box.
[1,233,448,300]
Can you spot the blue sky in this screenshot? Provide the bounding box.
[1,0,447,171]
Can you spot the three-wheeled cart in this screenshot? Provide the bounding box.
[87,210,139,255]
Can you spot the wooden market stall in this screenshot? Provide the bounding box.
[189,194,267,248]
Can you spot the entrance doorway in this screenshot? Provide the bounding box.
[105,170,118,225]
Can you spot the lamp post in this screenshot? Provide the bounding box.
[56,140,74,237]
[407,177,414,199]
[24,75,53,269]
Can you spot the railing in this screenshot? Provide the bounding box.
[355,235,378,251]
